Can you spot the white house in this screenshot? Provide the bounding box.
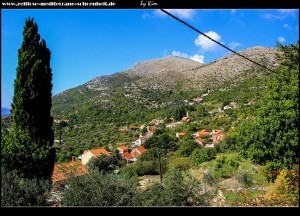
[134,136,147,146]
[81,147,110,165]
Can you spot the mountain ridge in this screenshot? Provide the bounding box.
[51,46,280,118]
[76,46,279,93]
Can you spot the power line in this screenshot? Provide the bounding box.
[160,9,276,74]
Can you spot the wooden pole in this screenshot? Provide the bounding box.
[158,148,162,183]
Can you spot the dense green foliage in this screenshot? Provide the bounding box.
[1,167,51,206]
[143,132,179,150]
[1,128,53,179]
[190,147,217,166]
[86,155,119,172]
[227,42,299,169]
[175,140,200,157]
[2,18,55,179]
[61,170,138,206]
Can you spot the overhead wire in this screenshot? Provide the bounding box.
[160,9,276,74]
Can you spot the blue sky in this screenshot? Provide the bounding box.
[1,9,299,108]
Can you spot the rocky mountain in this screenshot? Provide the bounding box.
[84,46,279,92]
[51,46,280,120]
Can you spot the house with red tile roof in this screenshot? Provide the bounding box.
[129,125,140,131]
[191,129,211,139]
[130,151,141,158]
[123,152,137,163]
[52,156,88,190]
[81,147,110,165]
[195,137,206,146]
[130,146,147,160]
[176,132,186,138]
[212,129,225,144]
[197,129,211,136]
[117,145,128,154]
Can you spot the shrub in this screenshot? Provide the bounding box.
[190,148,216,166]
[1,167,51,206]
[86,155,119,172]
[168,157,192,171]
[133,168,209,206]
[61,170,138,206]
[214,155,240,179]
[236,170,253,187]
[175,140,200,157]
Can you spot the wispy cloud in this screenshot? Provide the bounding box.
[262,13,282,20]
[195,31,222,52]
[171,50,189,58]
[262,9,298,20]
[278,36,286,43]
[171,50,204,63]
[278,9,298,15]
[283,23,289,28]
[154,9,196,20]
[229,42,242,50]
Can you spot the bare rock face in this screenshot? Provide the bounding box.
[124,55,203,77]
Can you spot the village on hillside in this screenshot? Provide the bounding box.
[51,108,225,193]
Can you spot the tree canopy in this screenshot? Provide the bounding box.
[2,18,55,179]
[226,41,299,169]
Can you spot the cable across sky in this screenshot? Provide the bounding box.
[160,9,277,74]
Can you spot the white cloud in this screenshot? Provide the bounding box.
[278,9,297,14]
[262,13,282,20]
[283,23,289,28]
[171,50,204,63]
[263,9,298,20]
[195,31,222,51]
[171,50,189,58]
[229,42,242,50]
[190,54,204,64]
[278,36,286,43]
[154,9,196,19]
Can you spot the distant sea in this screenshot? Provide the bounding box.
[1,107,11,116]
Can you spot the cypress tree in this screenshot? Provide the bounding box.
[8,17,55,179]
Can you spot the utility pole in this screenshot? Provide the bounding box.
[59,122,62,145]
[158,148,163,183]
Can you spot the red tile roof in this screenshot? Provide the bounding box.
[52,160,88,183]
[90,148,110,157]
[197,138,206,143]
[197,129,211,136]
[131,151,141,158]
[214,129,223,134]
[130,125,140,129]
[123,152,133,160]
[118,145,128,151]
[177,132,186,136]
[136,146,147,153]
[119,128,126,132]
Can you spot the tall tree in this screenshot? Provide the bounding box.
[3,18,55,179]
[227,41,299,170]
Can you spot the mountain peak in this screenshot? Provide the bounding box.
[125,55,203,77]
